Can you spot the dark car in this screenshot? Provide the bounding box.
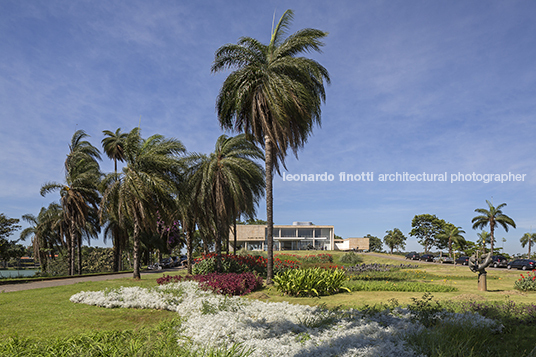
[420,254,435,262]
[507,259,536,270]
[455,256,470,265]
[405,252,420,260]
[490,255,508,268]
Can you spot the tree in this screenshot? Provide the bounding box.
[472,200,516,255]
[102,128,128,173]
[365,234,383,252]
[476,231,490,252]
[0,214,21,240]
[212,9,329,282]
[41,130,101,275]
[100,128,185,279]
[187,134,264,272]
[383,228,406,254]
[0,214,22,268]
[437,223,466,259]
[520,233,536,258]
[20,203,63,272]
[409,214,445,253]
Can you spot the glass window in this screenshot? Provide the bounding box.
[298,229,313,238]
[281,228,296,237]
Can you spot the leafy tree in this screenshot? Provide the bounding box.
[437,223,466,259]
[212,9,329,283]
[520,233,536,258]
[100,128,185,279]
[0,214,21,240]
[365,233,383,252]
[41,130,101,275]
[472,200,516,255]
[187,134,264,272]
[409,214,445,253]
[383,228,406,254]
[20,203,63,272]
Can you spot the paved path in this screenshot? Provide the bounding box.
[0,268,182,293]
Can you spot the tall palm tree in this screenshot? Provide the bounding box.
[102,128,128,173]
[100,128,185,279]
[212,9,329,282]
[437,224,465,259]
[472,200,516,255]
[188,134,264,272]
[520,233,536,258]
[41,130,101,275]
[20,203,64,272]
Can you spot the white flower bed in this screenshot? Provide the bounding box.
[70,281,502,357]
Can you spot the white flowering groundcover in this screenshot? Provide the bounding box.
[70,281,502,357]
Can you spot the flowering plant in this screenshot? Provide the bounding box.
[514,270,536,291]
[157,272,263,296]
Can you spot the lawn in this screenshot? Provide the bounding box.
[1,251,535,356]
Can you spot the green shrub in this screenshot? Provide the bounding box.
[273,267,350,297]
[338,252,363,265]
[514,271,536,291]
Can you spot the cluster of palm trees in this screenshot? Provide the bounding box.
[22,129,265,278]
[20,9,330,280]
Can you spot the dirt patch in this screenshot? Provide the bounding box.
[450,293,486,301]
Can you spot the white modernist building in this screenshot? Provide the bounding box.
[229,221,335,251]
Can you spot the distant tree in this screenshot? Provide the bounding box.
[0,214,21,240]
[472,200,516,255]
[437,223,466,259]
[476,231,491,252]
[409,214,445,253]
[334,234,343,240]
[520,233,536,258]
[365,234,383,252]
[383,228,406,254]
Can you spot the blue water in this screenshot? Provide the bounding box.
[0,269,38,278]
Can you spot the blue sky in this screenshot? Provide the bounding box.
[2,0,536,255]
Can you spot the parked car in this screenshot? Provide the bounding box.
[490,255,508,268]
[405,252,420,260]
[420,254,435,262]
[507,259,536,270]
[455,256,470,265]
[434,256,453,264]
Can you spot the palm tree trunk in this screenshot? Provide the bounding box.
[77,233,82,275]
[133,221,141,279]
[215,217,223,273]
[265,136,274,284]
[70,225,76,276]
[490,222,495,255]
[233,218,237,255]
[186,228,193,275]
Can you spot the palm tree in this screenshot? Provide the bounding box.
[102,128,128,173]
[20,203,64,272]
[188,134,264,272]
[520,233,536,258]
[212,9,329,282]
[438,224,466,259]
[383,228,406,254]
[472,200,516,255]
[41,130,101,275]
[100,128,185,279]
[476,231,490,252]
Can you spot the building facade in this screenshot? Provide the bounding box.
[334,237,370,252]
[230,222,334,251]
